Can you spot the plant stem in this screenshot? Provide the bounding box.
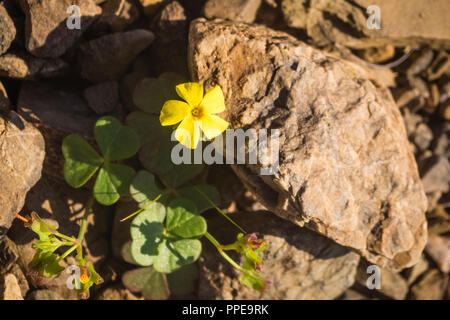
[77,196,94,246]
[194,186,247,234]
[55,232,77,243]
[60,241,76,247]
[204,232,248,275]
[58,244,78,261]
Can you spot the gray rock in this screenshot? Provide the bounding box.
[19,0,101,58]
[79,29,155,83]
[9,264,29,298]
[189,19,428,271]
[0,112,45,234]
[0,237,18,275]
[420,156,450,194]
[204,0,262,23]
[0,273,23,300]
[0,2,16,55]
[92,0,140,34]
[18,81,97,137]
[426,235,450,273]
[0,52,69,79]
[199,210,359,300]
[150,1,188,74]
[153,1,187,43]
[281,0,450,49]
[404,255,429,285]
[18,81,98,178]
[356,260,408,300]
[83,81,120,115]
[410,269,449,300]
[414,123,433,151]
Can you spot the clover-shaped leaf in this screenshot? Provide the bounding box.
[130,170,165,208]
[122,267,170,300]
[129,200,203,273]
[126,111,161,146]
[130,203,166,266]
[94,163,136,205]
[133,73,187,115]
[94,116,140,161]
[62,116,140,206]
[121,241,139,265]
[62,134,103,188]
[166,198,206,238]
[177,185,220,213]
[153,237,202,274]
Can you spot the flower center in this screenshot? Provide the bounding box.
[191,106,203,118]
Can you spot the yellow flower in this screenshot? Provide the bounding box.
[159,82,229,149]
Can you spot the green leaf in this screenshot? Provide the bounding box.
[130,171,164,208]
[122,267,170,300]
[177,185,221,213]
[239,273,266,292]
[126,111,161,146]
[62,134,103,188]
[130,204,166,266]
[30,215,58,240]
[142,270,169,300]
[94,116,140,161]
[166,198,206,238]
[93,163,136,206]
[154,238,202,274]
[30,249,65,279]
[138,124,204,188]
[167,263,198,296]
[30,214,64,254]
[133,73,187,114]
[121,242,139,265]
[33,238,63,254]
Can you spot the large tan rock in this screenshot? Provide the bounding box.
[0,112,45,235]
[188,19,427,271]
[0,2,16,55]
[199,210,360,299]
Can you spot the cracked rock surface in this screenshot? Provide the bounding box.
[0,112,45,235]
[188,19,428,271]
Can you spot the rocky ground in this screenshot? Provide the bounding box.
[0,0,449,300]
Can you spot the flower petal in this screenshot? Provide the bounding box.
[159,100,189,126]
[201,85,226,114]
[175,82,204,107]
[201,114,229,140]
[175,116,201,149]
